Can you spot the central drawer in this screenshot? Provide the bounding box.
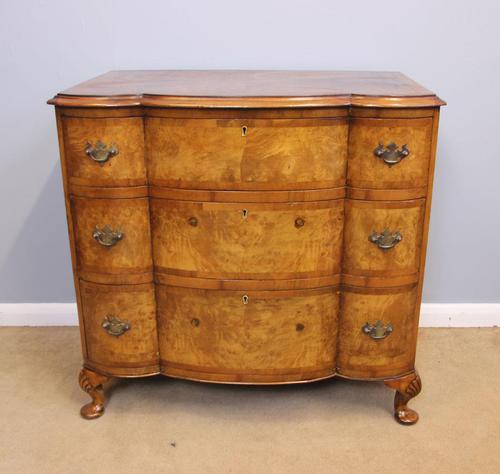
[146,117,348,190]
[157,285,339,383]
[150,199,344,279]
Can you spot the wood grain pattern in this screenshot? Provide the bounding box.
[337,285,418,379]
[48,71,444,423]
[71,197,153,278]
[157,285,338,382]
[151,199,344,279]
[343,199,425,278]
[62,117,146,187]
[348,118,433,189]
[80,281,159,376]
[48,70,445,108]
[147,118,347,190]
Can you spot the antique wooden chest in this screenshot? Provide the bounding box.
[49,71,444,424]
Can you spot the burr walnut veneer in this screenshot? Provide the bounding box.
[49,71,444,424]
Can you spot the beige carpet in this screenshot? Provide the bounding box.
[0,327,499,474]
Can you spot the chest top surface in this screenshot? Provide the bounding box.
[48,70,445,108]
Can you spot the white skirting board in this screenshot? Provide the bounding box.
[0,303,499,327]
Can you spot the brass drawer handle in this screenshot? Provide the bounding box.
[369,229,402,250]
[374,142,409,166]
[102,315,130,337]
[93,225,124,247]
[295,217,305,228]
[188,217,198,227]
[85,140,119,164]
[363,321,393,340]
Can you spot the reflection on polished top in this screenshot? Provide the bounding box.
[48,70,445,108]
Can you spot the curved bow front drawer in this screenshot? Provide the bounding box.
[80,281,159,376]
[343,199,425,282]
[157,285,339,382]
[146,118,348,190]
[71,197,153,279]
[337,285,418,379]
[62,116,146,187]
[348,117,433,190]
[150,199,344,279]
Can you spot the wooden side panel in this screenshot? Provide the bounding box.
[62,116,146,187]
[71,197,153,276]
[151,199,344,279]
[348,118,433,189]
[80,281,159,376]
[147,118,348,190]
[337,285,418,379]
[343,199,425,278]
[157,286,338,382]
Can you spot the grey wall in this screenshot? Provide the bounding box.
[1,0,499,303]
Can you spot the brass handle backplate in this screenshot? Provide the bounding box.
[369,229,402,250]
[102,315,130,337]
[93,225,124,247]
[363,321,393,340]
[85,140,119,164]
[374,142,409,166]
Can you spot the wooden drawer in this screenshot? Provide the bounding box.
[343,199,425,279]
[151,199,344,279]
[71,197,153,278]
[62,116,146,187]
[348,118,433,189]
[337,285,418,379]
[146,118,348,190]
[80,281,159,376]
[157,285,339,382]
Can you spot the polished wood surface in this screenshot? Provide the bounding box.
[150,199,344,279]
[48,70,445,108]
[147,117,348,190]
[157,286,338,383]
[49,71,443,422]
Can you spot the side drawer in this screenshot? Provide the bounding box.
[348,117,433,190]
[146,117,348,190]
[80,281,159,376]
[157,285,339,383]
[63,116,146,187]
[71,197,153,279]
[150,199,344,280]
[337,285,419,379]
[343,199,425,279]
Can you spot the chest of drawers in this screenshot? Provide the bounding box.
[49,71,444,424]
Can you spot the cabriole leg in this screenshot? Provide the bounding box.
[384,370,422,425]
[78,368,110,419]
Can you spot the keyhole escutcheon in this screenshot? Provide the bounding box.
[241,125,248,137]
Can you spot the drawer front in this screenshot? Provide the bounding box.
[343,199,425,278]
[146,118,348,190]
[71,197,153,276]
[63,117,146,186]
[151,199,344,279]
[157,286,338,382]
[337,285,418,378]
[348,118,433,189]
[80,281,159,375]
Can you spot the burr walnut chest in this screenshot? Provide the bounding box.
[48,70,444,424]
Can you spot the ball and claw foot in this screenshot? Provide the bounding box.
[78,368,110,419]
[384,370,422,425]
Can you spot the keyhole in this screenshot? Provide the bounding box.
[242,295,249,304]
[241,125,248,137]
[242,209,249,219]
